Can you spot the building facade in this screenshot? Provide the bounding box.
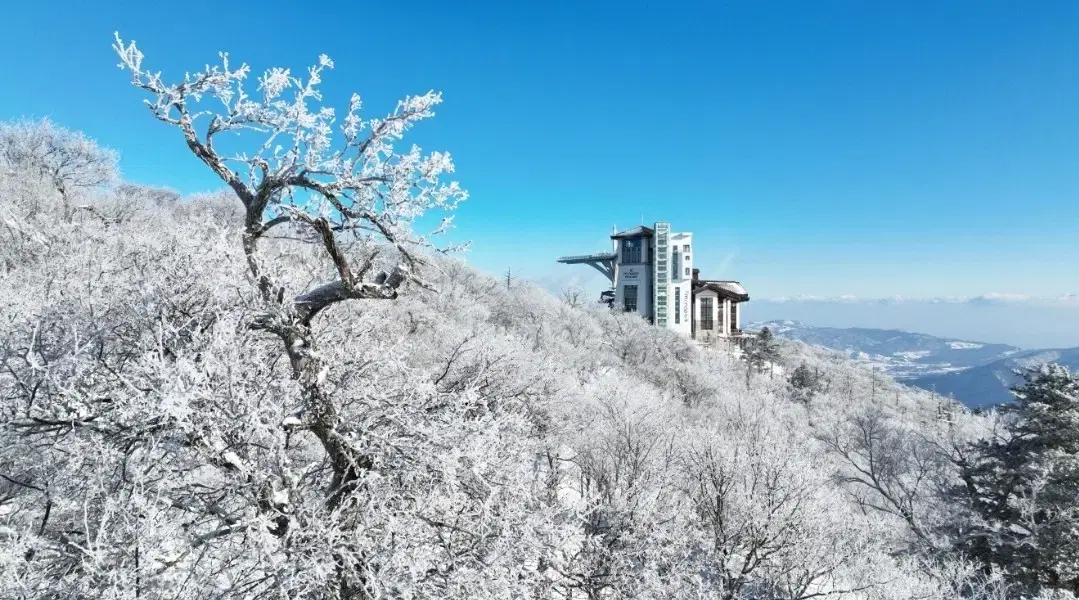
[558,222,749,342]
[691,274,749,343]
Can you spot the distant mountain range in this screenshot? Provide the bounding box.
[754,320,1022,379]
[752,320,1079,409]
[912,348,1079,408]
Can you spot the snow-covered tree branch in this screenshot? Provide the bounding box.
[112,32,466,315]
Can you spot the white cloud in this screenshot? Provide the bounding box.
[758,293,1079,307]
[966,293,1031,305]
[763,294,861,304]
[744,295,1079,348]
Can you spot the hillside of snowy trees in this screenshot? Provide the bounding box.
[1,38,1078,599]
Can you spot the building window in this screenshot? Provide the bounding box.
[622,238,642,263]
[730,303,738,330]
[623,285,638,312]
[672,252,679,278]
[700,297,713,330]
[675,288,681,324]
[673,245,679,253]
[685,267,690,276]
[683,244,691,253]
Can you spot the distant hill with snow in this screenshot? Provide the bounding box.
[752,320,1021,380]
[911,348,1079,409]
[753,320,1079,409]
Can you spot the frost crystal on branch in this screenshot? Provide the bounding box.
[112,32,466,283]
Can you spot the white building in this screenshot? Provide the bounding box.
[690,276,749,343]
[558,222,750,343]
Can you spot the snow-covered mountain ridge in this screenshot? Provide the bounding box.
[911,348,1079,408]
[752,320,1079,408]
[751,320,1021,380]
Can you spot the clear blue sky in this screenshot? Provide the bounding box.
[4,0,1079,302]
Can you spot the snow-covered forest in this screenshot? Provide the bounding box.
[1,38,1078,600]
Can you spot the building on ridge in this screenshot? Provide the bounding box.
[557,222,752,344]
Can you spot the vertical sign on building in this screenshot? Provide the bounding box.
[674,287,681,324]
[654,222,670,327]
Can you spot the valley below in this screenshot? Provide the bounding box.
[755,320,1079,408]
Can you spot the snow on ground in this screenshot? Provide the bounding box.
[831,349,970,380]
[948,341,984,350]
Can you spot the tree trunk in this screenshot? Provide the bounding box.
[241,221,373,599]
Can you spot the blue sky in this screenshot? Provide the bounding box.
[3,1,1079,345]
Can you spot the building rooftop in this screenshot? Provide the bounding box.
[694,279,750,301]
[610,225,654,239]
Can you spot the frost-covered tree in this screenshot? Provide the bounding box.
[950,364,1079,596]
[104,32,542,598]
[745,326,780,376]
[788,362,823,404]
[555,392,684,598]
[818,407,952,550]
[560,285,586,308]
[115,183,180,207]
[678,409,882,600]
[0,118,118,220]
[109,29,463,419]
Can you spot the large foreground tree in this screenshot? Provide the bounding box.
[113,30,470,487]
[951,364,1079,595]
[107,32,503,599]
[0,35,566,600]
